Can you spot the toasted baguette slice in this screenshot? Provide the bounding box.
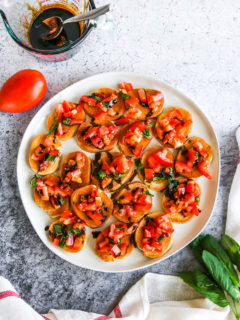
[47,103,85,141]
[83,88,125,121]
[48,217,87,253]
[175,136,213,178]
[113,182,150,223]
[76,120,119,153]
[71,185,113,228]
[29,134,62,175]
[135,212,174,258]
[155,107,193,148]
[125,89,164,119]
[95,222,134,262]
[60,151,91,189]
[91,152,133,192]
[162,179,201,223]
[118,121,152,157]
[34,175,70,218]
[138,147,174,191]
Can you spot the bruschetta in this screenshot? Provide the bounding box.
[32,174,73,218]
[113,182,153,223]
[135,212,174,258]
[175,137,213,179]
[60,151,91,189]
[123,88,164,120]
[155,107,192,149]
[47,101,85,141]
[48,210,86,252]
[137,147,174,191]
[80,88,125,121]
[77,120,119,153]
[29,134,62,175]
[91,152,134,192]
[95,221,138,262]
[71,185,113,228]
[119,120,154,157]
[162,178,201,223]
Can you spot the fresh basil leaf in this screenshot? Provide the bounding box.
[89,94,102,102]
[114,170,127,179]
[179,270,229,307]
[134,158,145,176]
[45,154,57,162]
[118,91,130,100]
[195,196,200,203]
[30,175,38,188]
[59,241,66,248]
[54,224,63,236]
[202,250,240,301]
[73,228,82,234]
[201,235,239,287]
[145,190,154,197]
[153,176,161,181]
[147,122,155,127]
[142,128,151,139]
[63,117,71,125]
[108,98,117,108]
[221,234,240,272]
[58,196,65,206]
[101,101,109,108]
[48,112,58,136]
[98,170,107,179]
[190,235,205,265]
[66,229,73,236]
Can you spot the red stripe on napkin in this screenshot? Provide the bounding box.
[42,316,51,320]
[94,316,112,320]
[0,291,20,300]
[114,304,123,318]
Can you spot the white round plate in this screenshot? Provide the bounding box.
[17,72,220,272]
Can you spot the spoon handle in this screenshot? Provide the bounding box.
[63,4,110,24]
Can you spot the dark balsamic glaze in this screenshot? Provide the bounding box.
[29,7,81,50]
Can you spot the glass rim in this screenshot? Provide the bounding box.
[0,0,96,55]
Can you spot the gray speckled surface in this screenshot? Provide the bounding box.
[0,0,239,315]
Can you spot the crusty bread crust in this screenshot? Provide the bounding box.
[76,120,119,153]
[60,151,91,190]
[71,185,113,228]
[138,147,174,191]
[155,107,193,148]
[29,134,62,175]
[83,88,125,121]
[135,212,174,258]
[175,136,213,178]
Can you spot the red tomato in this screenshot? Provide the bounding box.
[0,70,47,113]
[198,162,212,179]
[153,149,173,166]
[144,168,154,181]
[175,161,193,173]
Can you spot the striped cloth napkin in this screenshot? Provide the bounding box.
[1,127,239,320]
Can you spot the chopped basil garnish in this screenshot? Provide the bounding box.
[89,94,102,102]
[48,112,58,136]
[54,224,63,236]
[114,169,127,179]
[153,176,161,181]
[58,196,65,206]
[98,170,107,179]
[196,196,200,203]
[73,228,82,234]
[30,175,38,188]
[134,158,145,176]
[145,190,154,197]
[142,128,152,139]
[118,91,130,100]
[102,98,117,109]
[147,121,155,127]
[45,154,57,162]
[63,117,71,125]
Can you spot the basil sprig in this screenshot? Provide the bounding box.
[48,112,58,136]
[180,234,240,319]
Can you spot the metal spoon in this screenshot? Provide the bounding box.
[41,4,110,41]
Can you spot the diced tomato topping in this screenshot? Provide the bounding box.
[80,95,97,106]
[144,168,154,181]
[99,238,109,249]
[83,127,98,140]
[94,112,106,121]
[156,127,164,140]
[198,162,212,179]
[119,82,133,92]
[132,145,143,158]
[187,149,197,163]
[129,121,146,132]
[125,96,139,108]
[44,179,57,187]
[66,235,74,247]
[111,245,121,257]
[86,210,104,223]
[120,243,128,256]
[69,118,84,125]
[147,155,162,173]
[134,195,152,211]
[138,89,147,103]
[175,161,193,173]
[57,123,64,136]
[72,237,82,250]
[98,126,109,137]
[53,238,60,246]
[61,210,73,218]
[150,92,164,103]
[55,104,64,121]
[153,149,173,166]
[115,118,129,126]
